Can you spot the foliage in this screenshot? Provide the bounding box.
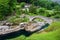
[21,16,29,22]
[17,0,31,3]
[0,0,17,20]
[31,0,60,10]
[36,8,46,15]
[20,2,26,8]
[36,8,54,17]
[54,5,60,11]
[16,8,22,15]
[45,22,60,32]
[28,13,37,16]
[7,16,20,24]
[0,15,5,20]
[33,18,44,22]
[16,2,28,15]
[51,11,60,18]
[29,5,37,14]
[0,0,9,20]
[8,16,29,24]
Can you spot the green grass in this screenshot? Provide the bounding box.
[8,29,60,40]
[26,29,60,40]
[44,22,60,32]
[7,35,26,40]
[34,18,44,22]
[28,13,37,16]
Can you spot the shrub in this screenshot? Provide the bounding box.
[0,0,17,20]
[45,22,60,32]
[16,8,22,15]
[31,0,60,10]
[45,10,54,17]
[54,5,60,11]
[8,16,29,24]
[53,14,60,18]
[29,5,37,14]
[36,8,46,15]
[16,9,29,15]
[0,0,9,20]
[20,2,26,8]
[7,16,21,24]
[51,11,60,18]
[33,18,44,22]
[28,13,37,16]
[0,15,5,20]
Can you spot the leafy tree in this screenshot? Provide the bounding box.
[54,5,60,11]
[29,5,37,14]
[31,0,60,10]
[0,0,17,20]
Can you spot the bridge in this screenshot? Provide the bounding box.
[0,15,54,35]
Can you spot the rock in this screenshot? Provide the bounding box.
[20,14,26,18]
[3,22,13,26]
[0,21,7,26]
[25,22,47,32]
[18,21,46,32]
[0,26,10,32]
[19,22,28,29]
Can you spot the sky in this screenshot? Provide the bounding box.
[52,0,60,3]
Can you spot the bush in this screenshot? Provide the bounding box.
[0,15,5,20]
[45,10,54,17]
[8,16,21,24]
[20,2,26,8]
[36,8,46,15]
[29,5,37,14]
[54,5,60,11]
[31,0,60,10]
[45,22,60,32]
[0,0,17,20]
[16,9,29,15]
[0,0,9,20]
[16,8,22,15]
[33,18,44,22]
[8,16,29,24]
[51,11,60,18]
[21,17,29,22]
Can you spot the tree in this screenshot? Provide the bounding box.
[29,5,37,14]
[0,0,17,20]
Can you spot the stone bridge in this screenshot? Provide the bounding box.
[29,16,53,24]
[0,15,54,35]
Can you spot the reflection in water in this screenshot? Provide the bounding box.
[40,23,49,30]
[0,30,33,40]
